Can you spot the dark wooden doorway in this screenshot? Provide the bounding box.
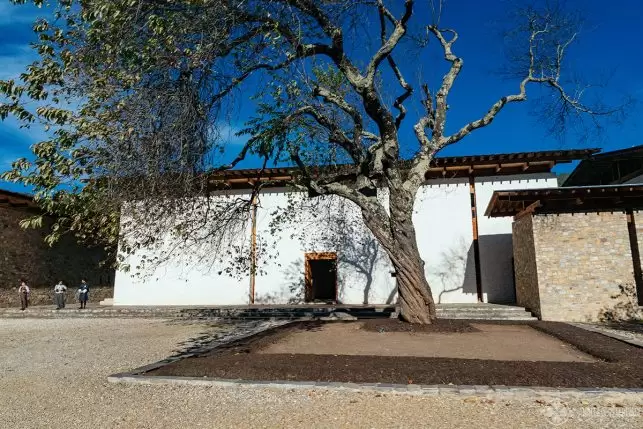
[305,252,338,303]
[626,210,643,306]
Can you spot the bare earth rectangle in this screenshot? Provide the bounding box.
[258,323,596,362]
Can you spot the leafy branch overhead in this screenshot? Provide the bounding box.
[0,0,629,322]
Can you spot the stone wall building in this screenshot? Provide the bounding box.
[0,190,113,290]
[487,185,643,322]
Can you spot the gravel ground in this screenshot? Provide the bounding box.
[0,318,641,429]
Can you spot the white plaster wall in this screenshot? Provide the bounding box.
[113,194,252,306]
[251,189,395,305]
[113,173,558,306]
[475,173,558,303]
[413,178,478,303]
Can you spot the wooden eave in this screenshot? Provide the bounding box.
[563,144,643,186]
[207,148,598,190]
[485,185,643,218]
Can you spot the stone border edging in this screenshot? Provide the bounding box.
[571,323,643,348]
[106,374,643,399]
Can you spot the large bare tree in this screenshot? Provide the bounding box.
[1,0,626,323]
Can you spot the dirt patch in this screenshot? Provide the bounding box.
[361,318,477,333]
[147,321,643,388]
[258,322,595,362]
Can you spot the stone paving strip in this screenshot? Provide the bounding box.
[108,374,643,401]
[573,322,643,348]
[0,305,211,318]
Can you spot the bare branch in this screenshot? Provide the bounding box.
[313,85,364,136]
[205,43,333,111]
[443,16,616,147]
[427,25,464,140]
[286,105,363,163]
[362,131,381,144]
[281,0,399,149]
[377,2,413,129]
[366,1,414,85]
[444,91,528,146]
[412,84,436,150]
[429,0,444,26]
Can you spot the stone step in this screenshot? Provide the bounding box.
[436,310,534,315]
[436,306,530,312]
[0,308,393,319]
[0,305,535,321]
[0,312,536,321]
[439,314,537,321]
[438,313,536,320]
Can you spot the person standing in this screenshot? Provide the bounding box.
[53,281,67,309]
[18,280,30,310]
[77,279,89,309]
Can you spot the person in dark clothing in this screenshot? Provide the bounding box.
[18,279,30,310]
[77,279,89,309]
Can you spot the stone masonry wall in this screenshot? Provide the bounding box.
[532,212,640,322]
[0,286,114,308]
[0,205,114,292]
[511,215,541,318]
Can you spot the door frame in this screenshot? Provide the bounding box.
[304,252,338,303]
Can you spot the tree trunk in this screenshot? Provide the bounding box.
[361,187,437,324]
[387,229,436,324]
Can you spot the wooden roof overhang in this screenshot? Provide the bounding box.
[0,189,37,209]
[563,144,643,186]
[207,148,599,189]
[485,185,643,219]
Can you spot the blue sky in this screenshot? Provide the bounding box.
[1,0,642,194]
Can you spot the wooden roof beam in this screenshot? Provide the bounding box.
[514,200,542,221]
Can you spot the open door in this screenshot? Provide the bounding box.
[305,252,338,303]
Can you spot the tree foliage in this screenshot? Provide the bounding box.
[0,0,628,322]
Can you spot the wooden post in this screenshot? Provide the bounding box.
[626,210,643,306]
[469,176,484,302]
[249,195,258,304]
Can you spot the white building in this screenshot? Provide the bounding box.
[113,149,595,306]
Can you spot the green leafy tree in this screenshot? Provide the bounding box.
[1,0,626,323]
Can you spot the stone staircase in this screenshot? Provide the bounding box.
[0,303,536,321]
[436,303,537,321]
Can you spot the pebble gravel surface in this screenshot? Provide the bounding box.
[0,318,641,429]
